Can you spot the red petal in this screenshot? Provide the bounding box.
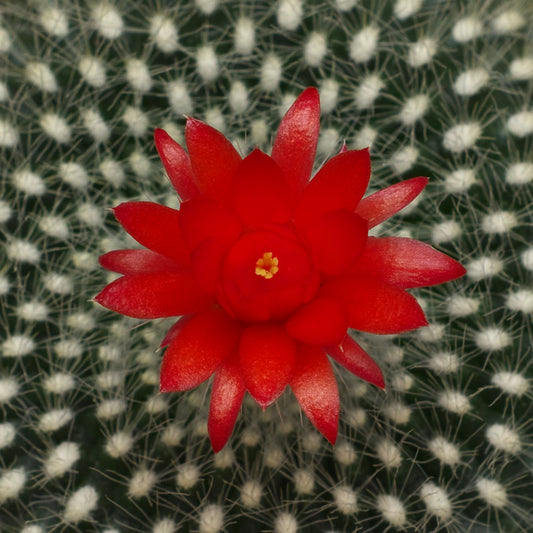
[94,272,211,319]
[349,237,466,288]
[239,323,297,408]
[208,354,245,452]
[286,297,347,345]
[304,210,367,275]
[231,149,292,227]
[99,249,182,276]
[328,335,385,389]
[290,345,339,444]
[185,118,241,199]
[113,202,190,266]
[271,88,320,197]
[355,177,428,228]
[160,308,241,392]
[160,316,191,348]
[154,129,200,201]
[179,198,242,252]
[321,277,428,334]
[295,149,370,227]
[191,237,228,295]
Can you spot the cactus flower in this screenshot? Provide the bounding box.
[95,88,466,452]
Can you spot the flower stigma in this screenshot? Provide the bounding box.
[255,252,279,279]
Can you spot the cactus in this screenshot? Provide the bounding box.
[1,0,532,531]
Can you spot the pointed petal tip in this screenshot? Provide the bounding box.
[210,438,225,454]
[326,430,338,446]
[452,261,468,280]
[185,116,205,130]
[296,86,320,114]
[375,374,386,390]
[153,127,166,140]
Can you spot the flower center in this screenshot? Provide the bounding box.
[255,252,279,279]
[217,227,320,322]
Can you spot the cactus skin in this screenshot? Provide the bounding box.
[0,1,532,532]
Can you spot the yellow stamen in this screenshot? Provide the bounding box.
[255,252,279,279]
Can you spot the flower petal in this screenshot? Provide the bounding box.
[321,277,428,334]
[355,177,428,228]
[113,202,190,265]
[290,345,339,444]
[295,148,370,227]
[94,272,211,319]
[239,323,297,408]
[231,149,292,227]
[286,297,347,345]
[304,210,367,275]
[160,316,191,348]
[191,237,228,295]
[208,354,246,452]
[160,308,241,392]
[99,249,182,276]
[328,335,385,389]
[154,128,200,201]
[185,118,241,199]
[179,198,242,252]
[349,237,466,288]
[271,87,320,196]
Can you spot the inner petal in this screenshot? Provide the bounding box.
[218,227,319,322]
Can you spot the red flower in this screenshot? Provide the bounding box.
[95,88,466,452]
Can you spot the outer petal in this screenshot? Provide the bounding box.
[304,210,367,275]
[185,118,241,199]
[160,316,191,348]
[208,354,246,452]
[191,237,228,295]
[328,335,385,389]
[349,237,466,288]
[321,277,428,334]
[239,323,297,408]
[94,272,211,319]
[179,198,242,252]
[154,128,200,201]
[231,149,292,227]
[355,177,428,228]
[271,87,320,196]
[290,345,339,444]
[295,149,370,227]
[160,308,241,392]
[99,249,182,276]
[286,297,347,345]
[113,202,190,266]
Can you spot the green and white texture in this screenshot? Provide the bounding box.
[1,0,532,531]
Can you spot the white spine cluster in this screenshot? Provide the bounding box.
[0,468,26,504]
[420,482,452,521]
[428,436,461,466]
[92,2,123,39]
[176,463,201,489]
[128,468,158,498]
[44,442,80,478]
[376,494,407,527]
[63,485,99,523]
[486,424,521,454]
[442,122,481,152]
[304,32,328,67]
[332,485,358,514]
[277,0,303,31]
[198,504,224,533]
[349,26,379,63]
[241,479,263,508]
